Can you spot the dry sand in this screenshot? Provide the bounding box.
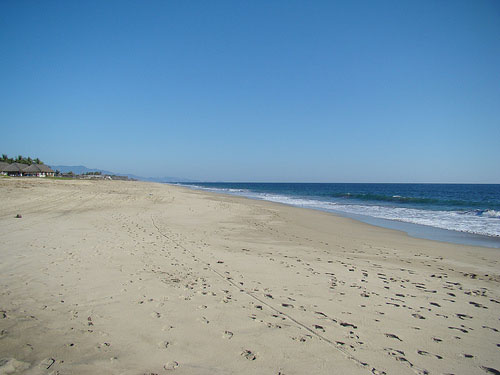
[0,178,499,375]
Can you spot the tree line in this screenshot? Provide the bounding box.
[1,154,44,165]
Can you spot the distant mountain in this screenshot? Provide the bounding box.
[49,165,197,183]
[126,174,199,183]
[50,165,116,175]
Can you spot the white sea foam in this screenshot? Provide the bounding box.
[482,210,500,218]
[257,194,500,237]
[327,204,500,237]
[176,184,249,194]
[178,185,500,238]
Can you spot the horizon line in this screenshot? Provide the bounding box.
[173,181,500,185]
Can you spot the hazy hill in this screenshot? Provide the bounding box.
[50,165,115,175]
[49,165,197,183]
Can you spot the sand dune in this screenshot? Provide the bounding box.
[0,178,499,374]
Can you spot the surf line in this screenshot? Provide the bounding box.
[151,214,383,374]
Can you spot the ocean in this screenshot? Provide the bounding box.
[178,183,500,248]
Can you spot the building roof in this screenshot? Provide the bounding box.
[22,164,42,173]
[0,161,9,171]
[21,164,55,174]
[37,164,54,173]
[3,163,28,172]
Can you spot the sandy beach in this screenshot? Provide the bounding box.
[0,178,498,375]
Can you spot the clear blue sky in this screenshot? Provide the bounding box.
[1,1,499,182]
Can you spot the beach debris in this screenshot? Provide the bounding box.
[15,214,22,218]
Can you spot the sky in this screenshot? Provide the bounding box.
[1,1,499,183]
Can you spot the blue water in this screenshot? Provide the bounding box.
[179,183,500,248]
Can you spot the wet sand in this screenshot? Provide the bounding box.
[0,178,499,374]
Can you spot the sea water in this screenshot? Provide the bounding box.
[178,183,500,248]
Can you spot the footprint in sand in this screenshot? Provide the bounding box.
[158,340,170,349]
[470,301,488,309]
[164,361,179,370]
[241,349,257,360]
[384,348,429,374]
[97,342,111,350]
[448,326,468,334]
[385,333,402,341]
[314,324,325,332]
[480,366,500,375]
[417,350,442,359]
[39,358,56,370]
[412,313,426,320]
[293,334,312,343]
[482,326,499,332]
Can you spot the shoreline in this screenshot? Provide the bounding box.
[1,178,499,374]
[174,183,500,249]
[183,184,500,256]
